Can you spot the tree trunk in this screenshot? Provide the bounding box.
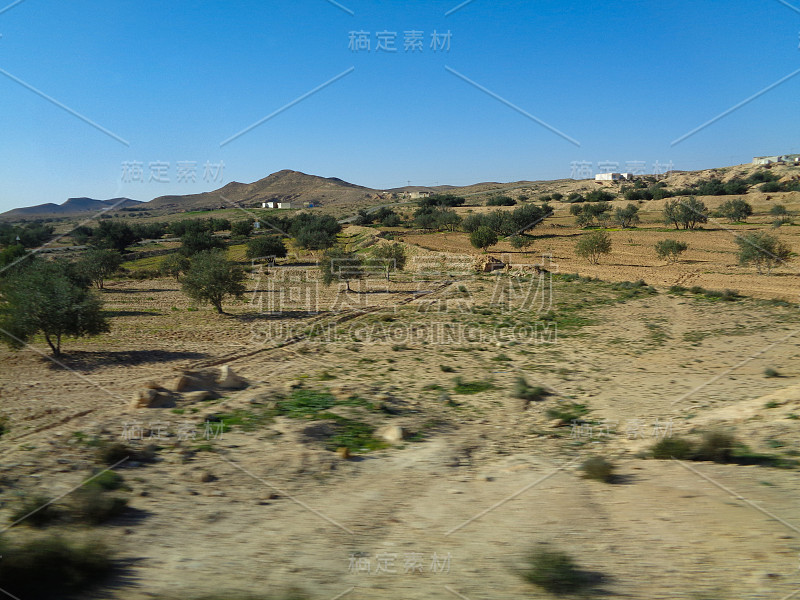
[44,333,60,357]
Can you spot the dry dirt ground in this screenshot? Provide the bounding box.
[2,237,800,599]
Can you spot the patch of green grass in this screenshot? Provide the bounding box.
[440,365,456,372]
[764,400,780,409]
[83,470,127,491]
[452,376,494,395]
[611,279,657,300]
[546,402,589,423]
[317,371,337,381]
[492,353,513,362]
[322,416,387,453]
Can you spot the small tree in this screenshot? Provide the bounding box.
[0,260,109,356]
[735,232,791,274]
[231,220,254,238]
[245,236,288,263]
[180,231,225,256]
[470,226,498,252]
[159,253,190,281]
[295,228,338,253]
[509,235,533,251]
[575,230,612,264]
[90,221,141,252]
[320,249,365,292]
[76,249,122,289]
[770,204,788,217]
[717,198,753,223]
[614,204,640,228]
[181,250,246,313]
[371,243,407,281]
[663,197,708,230]
[655,239,688,263]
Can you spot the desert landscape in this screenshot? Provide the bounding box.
[1,160,799,599]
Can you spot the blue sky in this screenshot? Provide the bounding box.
[0,0,799,212]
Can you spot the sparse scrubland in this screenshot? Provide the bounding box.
[1,163,800,598]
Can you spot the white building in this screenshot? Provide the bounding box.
[277,201,293,209]
[261,201,277,209]
[595,173,633,182]
[753,154,800,165]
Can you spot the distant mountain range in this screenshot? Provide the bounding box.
[0,168,543,221]
[1,197,142,219]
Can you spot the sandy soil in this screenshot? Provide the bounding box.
[2,245,800,598]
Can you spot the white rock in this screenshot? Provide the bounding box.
[377,425,404,443]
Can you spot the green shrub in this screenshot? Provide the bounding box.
[735,232,792,274]
[580,456,615,483]
[513,377,547,402]
[651,436,695,460]
[95,441,133,465]
[84,469,127,491]
[575,230,612,264]
[521,547,596,594]
[546,402,588,423]
[655,239,688,263]
[440,365,456,372]
[0,534,114,598]
[452,377,494,394]
[764,367,780,378]
[9,494,60,527]
[695,430,736,463]
[71,487,128,525]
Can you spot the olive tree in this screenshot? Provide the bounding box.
[245,236,288,263]
[76,248,122,289]
[320,248,365,292]
[181,250,247,313]
[655,239,688,263]
[575,230,612,264]
[614,204,640,228]
[663,197,708,230]
[159,253,190,281]
[371,243,407,281]
[470,226,498,252]
[735,232,791,274]
[0,259,109,356]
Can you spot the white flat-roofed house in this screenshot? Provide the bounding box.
[261,201,277,209]
[595,173,627,182]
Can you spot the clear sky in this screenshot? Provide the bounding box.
[1,0,799,212]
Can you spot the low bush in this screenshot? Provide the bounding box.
[513,377,547,402]
[0,534,114,598]
[546,402,588,423]
[521,546,597,595]
[9,494,60,527]
[651,436,695,460]
[580,456,615,483]
[71,487,128,525]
